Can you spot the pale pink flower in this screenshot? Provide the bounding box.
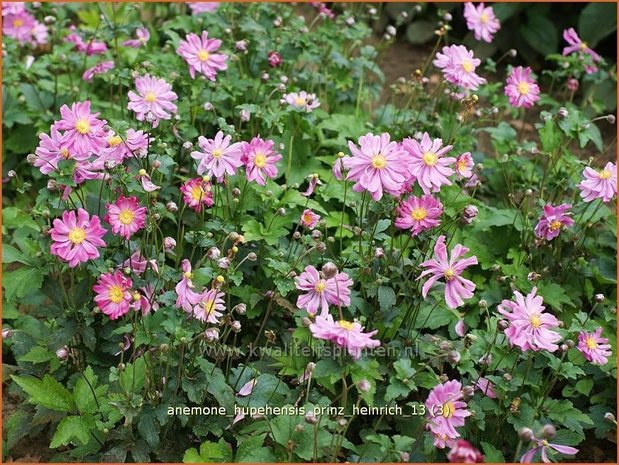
[455,152,474,179]
[121,250,158,275]
[123,27,150,48]
[49,208,107,267]
[343,133,410,201]
[283,91,320,112]
[395,194,443,236]
[333,156,346,180]
[534,204,574,241]
[2,3,26,16]
[295,265,353,316]
[4,11,35,43]
[98,129,150,167]
[577,162,617,203]
[93,271,133,320]
[463,3,500,43]
[434,45,486,90]
[455,319,466,337]
[403,133,455,194]
[447,440,484,463]
[105,195,147,240]
[475,377,497,398]
[180,177,214,212]
[241,137,282,186]
[30,22,48,46]
[134,284,159,316]
[175,260,201,312]
[127,74,178,128]
[505,66,540,108]
[53,101,107,156]
[237,378,257,397]
[498,287,561,352]
[425,379,471,447]
[139,172,160,192]
[176,31,228,80]
[193,289,225,323]
[300,209,320,229]
[191,131,243,181]
[562,27,601,73]
[418,235,478,309]
[520,436,578,463]
[187,2,219,14]
[309,313,380,359]
[301,173,322,197]
[577,328,612,365]
[64,28,108,55]
[82,60,114,82]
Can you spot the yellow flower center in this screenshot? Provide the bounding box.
[541,439,549,447]
[13,19,23,27]
[118,208,135,225]
[75,119,91,134]
[462,60,474,73]
[586,336,598,349]
[423,152,438,166]
[371,154,387,169]
[442,401,456,418]
[314,280,327,293]
[68,227,87,245]
[518,81,530,96]
[60,148,71,159]
[254,153,267,168]
[108,285,125,304]
[303,213,314,224]
[457,159,468,172]
[144,91,157,103]
[579,42,588,51]
[529,313,542,328]
[108,135,123,147]
[599,169,611,180]
[295,97,307,106]
[549,220,562,231]
[212,148,223,158]
[338,320,355,330]
[191,185,204,202]
[444,268,455,280]
[203,299,215,316]
[479,13,489,24]
[411,207,428,221]
[197,49,210,61]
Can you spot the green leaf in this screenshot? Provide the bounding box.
[183,439,232,463]
[2,244,32,265]
[2,207,40,231]
[18,346,54,363]
[3,267,44,302]
[520,15,558,56]
[578,3,617,47]
[537,282,574,309]
[236,433,277,462]
[73,366,107,414]
[378,286,396,311]
[50,415,91,448]
[481,441,505,462]
[405,20,436,45]
[12,374,75,412]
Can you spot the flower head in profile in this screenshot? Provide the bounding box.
[49,208,107,267]
[237,378,257,397]
[403,133,455,194]
[175,260,201,312]
[505,66,540,108]
[498,287,561,352]
[463,3,500,43]
[534,203,574,241]
[418,235,478,309]
[64,28,108,55]
[82,60,114,82]
[267,50,282,67]
[395,194,443,236]
[309,313,380,359]
[343,133,410,201]
[127,74,178,128]
[520,435,578,463]
[123,27,150,48]
[434,45,486,90]
[193,289,225,323]
[562,27,601,74]
[475,377,497,399]
[180,177,214,212]
[187,2,219,14]
[447,440,484,463]
[577,328,612,365]
[300,209,321,230]
[577,162,617,203]
[105,196,147,240]
[191,131,243,181]
[176,31,228,80]
[93,271,134,320]
[241,137,282,186]
[133,284,160,316]
[425,379,471,448]
[121,250,159,276]
[295,265,353,316]
[53,101,107,156]
[283,91,321,112]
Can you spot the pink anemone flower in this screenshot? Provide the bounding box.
[309,313,380,359]
[49,208,107,267]
[176,31,228,80]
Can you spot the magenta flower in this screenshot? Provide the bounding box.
[577,328,612,365]
[283,91,321,112]
[191,131,243,181]
[505,66,540,108]
[176,31,227,80]
[425,379,471,447]
[4,11,35,43]
[475,377,497,399]
[520,436,578,463]
[395,194,443,236]
[403,133,455,194]
[34,127,90,175]
[267,50,282,67]
[534,204,574,241]
[98,129,150,167]
[577,162,617,203]
[562,27,601,74]
[82,60,114,82]
[343,133,410,201]
[49,208,107,267]
[447,440,484,463]
[123,27,150,48]
[194,289,225,323]
[434,45,486,90]
[64,28,107,55]
[498,287,561,352]
[93,271,134,320]
[455,152,474,179]
[309,313,380,359]
[134,284,160,316]
[418,235,478,309]
[463,2,500,43]
[187,2,219,14]
[180,177,214,212]
[127,74,178,128]
[105,195,147,240]
[300,209,321,230]
[121,250,158,276]
[241,137,282,186]
[295,265,353,316]
[175,260,201,313]
[53,101,107,157]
